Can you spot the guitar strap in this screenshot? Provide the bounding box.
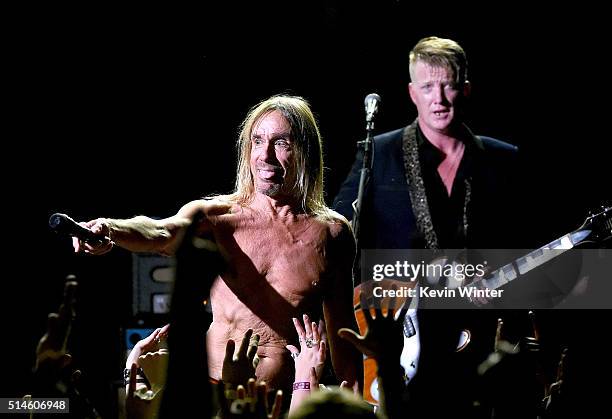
[401,120,472,251]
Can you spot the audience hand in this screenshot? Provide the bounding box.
[286,314,327,386]
[217,379,282,419]
[222,329,260,388]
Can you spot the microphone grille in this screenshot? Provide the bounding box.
[49,213,72,232]
[364,93,381,106]
[49,213,63,228]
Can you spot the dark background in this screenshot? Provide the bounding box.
[4,1,610,415]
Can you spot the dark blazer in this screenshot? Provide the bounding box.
[333,126,521,249]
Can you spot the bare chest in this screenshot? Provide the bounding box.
[437,144,465,195]
[215,217,330,296]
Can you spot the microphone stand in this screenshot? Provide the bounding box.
[351,117,375,286]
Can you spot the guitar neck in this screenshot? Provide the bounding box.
[474,228,592,290]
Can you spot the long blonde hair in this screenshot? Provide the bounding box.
[226,94,336,220]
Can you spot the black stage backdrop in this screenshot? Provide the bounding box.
[4,1,610,415]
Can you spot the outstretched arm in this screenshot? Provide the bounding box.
[72,199,231,256]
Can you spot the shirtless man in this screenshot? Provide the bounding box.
[73,95,362,394]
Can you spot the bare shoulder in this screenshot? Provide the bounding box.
[317,209,355,278]
[313,209,355,249]
[320,209,353,238]
[176,196,234,219]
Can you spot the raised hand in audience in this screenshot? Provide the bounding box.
[338,288,406,419]
[222,328,260,388]
[125,363,164,419]
[125,325,170,396]
[286,314,327,415]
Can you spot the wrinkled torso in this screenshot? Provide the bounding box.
[206,204,338,391]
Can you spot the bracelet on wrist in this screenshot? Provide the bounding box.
[293,381,311,391]
[123,367,151,388]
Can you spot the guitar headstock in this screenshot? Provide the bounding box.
[578,204,612,243]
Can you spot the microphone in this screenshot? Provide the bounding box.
[49,213,109,245]
[364,93,381,123]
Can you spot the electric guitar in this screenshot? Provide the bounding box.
[469,205,611,294]
[354,205,611,405]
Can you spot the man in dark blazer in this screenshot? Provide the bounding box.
[333,36,526,417]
